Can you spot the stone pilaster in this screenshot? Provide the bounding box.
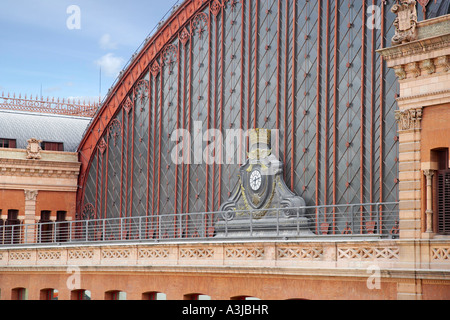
[423,169,435,235]
[395,107,423,240]
[24,190,38,244]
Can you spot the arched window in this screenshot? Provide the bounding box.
[40,288,58,300]
[184,293,211,300]
[142,291,167,300]
[105,290,126,300]
[71,289,91,300]
[230,296,261,300]
[11,287,27,300]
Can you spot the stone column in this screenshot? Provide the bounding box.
[395,107,423,240]
[423,169,435,235]
[24,189,38,244]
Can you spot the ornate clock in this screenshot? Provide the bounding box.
[249,169,262,191]
[216,128,311,238]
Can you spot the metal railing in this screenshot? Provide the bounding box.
[0,202,399,247]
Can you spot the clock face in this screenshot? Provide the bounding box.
[249,169,262,191]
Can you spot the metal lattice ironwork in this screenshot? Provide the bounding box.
[79,0,404,237]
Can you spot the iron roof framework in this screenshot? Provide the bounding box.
[77,0,419,237]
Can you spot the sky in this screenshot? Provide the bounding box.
[0,0,181,104]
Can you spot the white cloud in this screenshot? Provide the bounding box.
[99,34,118,50]
[45,86,62,93]
[95,53,125,78]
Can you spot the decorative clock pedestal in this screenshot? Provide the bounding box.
[215,129,312,239]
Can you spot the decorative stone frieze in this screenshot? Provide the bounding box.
[388,55,450,80]
[395,107,423,131]
[432,247,450,261]
[337,247,400,261]
[277,247,324,261]
[179,248,214,259]
[225,247,265,259]
[138,248,169,259]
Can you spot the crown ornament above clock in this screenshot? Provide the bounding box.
[215,128,312,238]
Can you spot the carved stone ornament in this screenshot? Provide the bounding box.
[421,59,436,75]
[24,190,38,202]
[26,138,43,160]
[215,129,312,238]
[395,107,423,131]
[393,65,407,80]
[436,55,450,72]
[391,0,418,45]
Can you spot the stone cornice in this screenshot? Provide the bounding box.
[396,88,450,104]
[378,33,450,63]
[0,157,80,180]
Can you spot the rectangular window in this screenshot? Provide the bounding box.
[436,149,450,235]
[39,210,53,243]
[0,138,16,148]
[56,211,67,222]
[7,209,19,222]
[5,210,20,244]
[438,170,450,235]
[56,211,69,243]
[42,142,64,151]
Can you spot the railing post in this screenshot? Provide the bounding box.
[138,216,142,241]
[120,218,123,241]
[158,216,161,240]
[24,224,28,245]
[69,221,73,243]
[53,222,57,243]
[103,219,106,241]
[350,205,355,234]
[179,214,182,239]
[85,220,89,242]
[376,203,380,235]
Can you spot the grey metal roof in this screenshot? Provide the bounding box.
[0,110,91,152]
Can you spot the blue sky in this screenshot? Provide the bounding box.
[0,0,180,104]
